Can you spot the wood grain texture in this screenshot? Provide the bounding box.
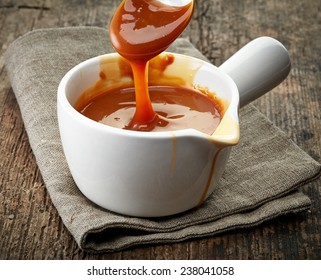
[0,0,320,259]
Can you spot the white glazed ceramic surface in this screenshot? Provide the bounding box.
[57,37,290,217]
[158,0,193,6]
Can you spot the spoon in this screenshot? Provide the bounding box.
[109,0,194,129]
[158,0,194,7]
[110,0,194,61]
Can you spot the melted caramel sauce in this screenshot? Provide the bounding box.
[109,0,195,129]
[78,84,223,134]
[110,0,194,61]
[75,54,225,134]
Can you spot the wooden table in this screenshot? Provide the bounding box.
[1,0,320,259]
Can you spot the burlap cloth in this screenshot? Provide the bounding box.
[5,27,321,253]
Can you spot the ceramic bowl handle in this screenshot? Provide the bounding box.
[219,37,291,108]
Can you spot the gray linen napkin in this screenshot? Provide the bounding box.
[5,27,321,253]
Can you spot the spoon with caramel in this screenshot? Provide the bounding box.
[110,0,194,130]
[110,0,194,61]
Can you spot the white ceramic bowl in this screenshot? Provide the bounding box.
[57,37,290,217]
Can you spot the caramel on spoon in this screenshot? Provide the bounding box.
[110,0,194,130]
